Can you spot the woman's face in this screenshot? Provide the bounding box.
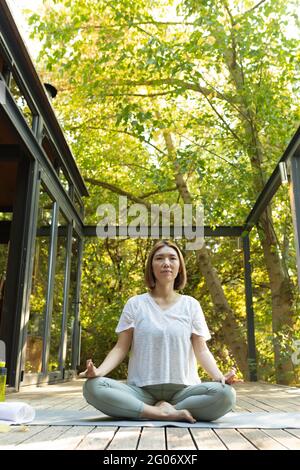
[151,246,180,286]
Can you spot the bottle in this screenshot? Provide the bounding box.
[0,361,6,402]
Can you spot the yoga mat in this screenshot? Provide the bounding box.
[28,409,300,428]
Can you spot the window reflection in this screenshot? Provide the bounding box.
[0,213,10,331]
[59,168,70,195]
[10,75,34,129]
[49,211,68,372]
[25,186,53,374]
[74,192,84,218]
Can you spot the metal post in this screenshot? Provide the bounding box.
[59,221,73,372]
[288,153,300,290]
[72,236,83,370]
[42,200,59,373]
[243,234,257,381]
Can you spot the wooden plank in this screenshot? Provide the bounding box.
[33,426,95,450]
[233,404,250,413]
[107,427,141,450]
[267,400,299,412]
[240,396,280,413]
[190,429,227,450]
[54,425,95,450]
[262,429,300,450]
[138,427,166,450]
[238,429,287,450]
[283,429,300,440]
[76,427,118,450]
[166,428,196,450]
[16,425,73,450]
[0,425,47,449]
[236,398,263,412]
[214,429,256,450]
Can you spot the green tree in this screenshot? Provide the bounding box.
[27,0,300,383]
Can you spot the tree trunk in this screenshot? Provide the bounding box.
[161,127,250,378]
[258,209,295,384]
[222,23,296,383]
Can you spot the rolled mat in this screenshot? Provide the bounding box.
[0,402,35,424]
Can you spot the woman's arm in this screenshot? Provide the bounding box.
[191,334,225,382]
[97,328,133,376]
[80,328,133,378]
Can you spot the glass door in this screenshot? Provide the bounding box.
[24,185,53,377]
[0,212,11,335]
[48,210,69,373]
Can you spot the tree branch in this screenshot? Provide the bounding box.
[73,123,169,157]
[83,21,196,30]
[139,187,178,199]
[84,178,152,207]
[103,90,178,98]
[104,78,214,97]
[203,93,244,144]
[242,0,268,17]
[177,132,240,169]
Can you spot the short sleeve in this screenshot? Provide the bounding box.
[115,298,136,333]
[191,299,211,341]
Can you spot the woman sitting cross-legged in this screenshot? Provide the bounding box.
[80,240,237,423]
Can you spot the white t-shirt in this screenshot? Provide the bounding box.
[115,292,211,387]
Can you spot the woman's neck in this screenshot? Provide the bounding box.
[150,284,178,300]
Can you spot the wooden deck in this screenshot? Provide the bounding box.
[1,380,300,450]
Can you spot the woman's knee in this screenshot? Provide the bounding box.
[83,376,108,399]
[207,382,236,407]
[218,384,236,409]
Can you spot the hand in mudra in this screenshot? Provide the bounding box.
[79,359,101,379]
[224,368,242,385]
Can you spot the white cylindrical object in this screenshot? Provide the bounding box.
[0,402,35,423]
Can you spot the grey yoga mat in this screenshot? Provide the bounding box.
[30,409,300,428]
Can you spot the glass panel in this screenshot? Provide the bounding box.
[59,168,70,194]
[48,210,69,372]
[65,231,80,369]
[0,212,12,221]
[0,243,9,289]
[74,192,84,218]
[10,75,34,129]
[25,186,53,374]
[0,223,9,328]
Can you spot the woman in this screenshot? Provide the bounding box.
[81,240,237,423]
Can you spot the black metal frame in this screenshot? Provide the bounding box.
[19,173,85,387]
[0,1,87,389]
[288,151,300,289]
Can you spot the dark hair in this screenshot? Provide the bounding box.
[144,240,187,291]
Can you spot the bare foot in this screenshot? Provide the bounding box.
[78,359,99,378]
[155,400,172,409]
[155,401,196,423]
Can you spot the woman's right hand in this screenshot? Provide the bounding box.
[78,359,101,379]
[224,368,242,385]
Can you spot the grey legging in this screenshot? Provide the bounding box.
[83,377,236,422]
